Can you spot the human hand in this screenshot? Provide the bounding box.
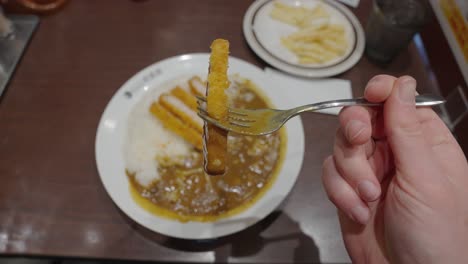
[322,75,468,264]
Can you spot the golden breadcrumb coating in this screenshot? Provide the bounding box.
[203,39,230,175]
[159,93,203,133]
[170,86,198,111]
[150,102,203,150]
[188,76,207,96]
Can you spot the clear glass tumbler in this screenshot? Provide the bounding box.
[365,0,428,63]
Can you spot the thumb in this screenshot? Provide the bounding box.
[384,76,432,175]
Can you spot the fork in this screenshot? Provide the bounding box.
[196,94,445,136]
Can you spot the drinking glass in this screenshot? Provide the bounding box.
[365,0,428,63]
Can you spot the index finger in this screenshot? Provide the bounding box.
[339,75,397,144]
[364,75,397,102]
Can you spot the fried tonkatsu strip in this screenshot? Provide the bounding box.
[203,39,230,175]
[170,86,198,111]
[159,93,204,133]
[189,76,207,96]
[150,102,203,150]
[150,76,209,150]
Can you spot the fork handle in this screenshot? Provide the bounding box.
[292,94,446,115]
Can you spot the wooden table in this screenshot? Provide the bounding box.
[0,1,447,263]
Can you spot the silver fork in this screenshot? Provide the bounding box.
[196,94,445,136]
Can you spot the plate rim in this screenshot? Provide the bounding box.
[243,0,365,78]
[95,53,305,239]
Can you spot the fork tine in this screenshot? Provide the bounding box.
[228,108,248,116]
[197,111,216,123]
[197,98,253,123]
[195,95,206,102]
[196,96,207,109]
[228,115,255,123]
[196,95,247,118]
[197,108,253,131]
[197,106,209,116]
[197,111,234,132]
[229,120,252,128]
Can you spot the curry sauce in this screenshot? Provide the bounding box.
[127,79,286,222]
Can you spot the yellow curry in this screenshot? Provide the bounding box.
[127,79,286,222]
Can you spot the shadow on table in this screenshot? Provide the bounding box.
[124,210,321,263]
[365,48,413,72]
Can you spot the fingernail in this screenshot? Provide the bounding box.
[357,180,379,201]
[398,77,416,103]
[346,120,365,141]
[351,206,370,224]
[367,75,384,87]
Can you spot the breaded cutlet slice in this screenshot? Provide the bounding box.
[189,76,207,96]
[159,93,204,133]
[170,86,198,111]
[150,102,203,150]
[203,39,230,175]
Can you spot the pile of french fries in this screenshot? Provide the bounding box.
[270,1,348,64]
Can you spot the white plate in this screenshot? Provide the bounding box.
[95,53,305,239]
[243,0,365,78]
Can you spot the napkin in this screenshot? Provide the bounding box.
[0,8,12,37]
[264,68,352,115]
[336,0,360,8]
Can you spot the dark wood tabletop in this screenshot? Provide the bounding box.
[0,0,450,263]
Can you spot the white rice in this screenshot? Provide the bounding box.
[124,78,193,187]
[124,74,242,187]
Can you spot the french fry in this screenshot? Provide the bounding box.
[270,1,349,65]
[270,2,330,28]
